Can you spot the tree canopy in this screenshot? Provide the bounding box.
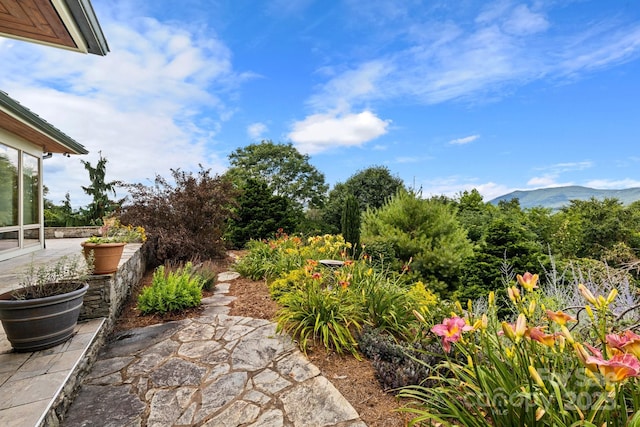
[323,165,405,232]
[226,140,328,210]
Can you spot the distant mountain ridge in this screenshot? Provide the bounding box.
[489,186,640,210]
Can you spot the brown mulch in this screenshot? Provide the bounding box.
[113,252,411,427]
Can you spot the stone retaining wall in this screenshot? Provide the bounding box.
[45,227,101,239]
[79,243,147,331]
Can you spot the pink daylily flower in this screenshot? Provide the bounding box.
[606,330,640,358]
[585,353,640,383]
[517,272,539,292]
[431,316,473,352]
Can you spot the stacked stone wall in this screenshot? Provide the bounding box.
[45,227,101,239]
[79,243,147,331]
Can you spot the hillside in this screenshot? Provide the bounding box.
[489,186,640,210]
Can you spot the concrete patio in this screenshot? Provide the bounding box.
[0,239,136,426]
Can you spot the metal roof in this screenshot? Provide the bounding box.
[0,90,88,155]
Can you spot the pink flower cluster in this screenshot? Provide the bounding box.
[431,316,473,352]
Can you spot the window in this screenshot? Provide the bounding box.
[0,143,18,227]
[0,141,43,258]
[23,152,40,225]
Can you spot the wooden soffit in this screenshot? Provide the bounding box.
[0,0,108,55]
[0,91,87,154]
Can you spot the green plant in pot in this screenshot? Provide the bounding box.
[81,217,146,275]
[0,255,93,352]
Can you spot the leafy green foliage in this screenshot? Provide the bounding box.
[361,190,473,295]
[401,271,640,427]
[14,255,92,300]
[323,166,404,232]
[226,140,328,211]
[119,167,238,264]
[190,260,217,291]
[233,232,349,282]
[137,264,203,314]
[239,233,443,358]
[226,178,298,248]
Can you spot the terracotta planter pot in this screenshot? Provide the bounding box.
[81,242,126,274]
[0,283,89,352]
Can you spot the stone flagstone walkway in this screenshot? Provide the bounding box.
[62,272,367,427]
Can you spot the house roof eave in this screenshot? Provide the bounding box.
[0,91,88,155]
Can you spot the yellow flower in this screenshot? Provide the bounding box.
[515,314,527,339]
[501,322,516,341]
[488,291,495,307]
[606,288,618,304]
[507,286,521,303]
[578,283,597,305]
[528,365,549,393]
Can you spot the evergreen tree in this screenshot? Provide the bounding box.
[81,152,117,224]
[227,178,297,248]
[341,193,361,251]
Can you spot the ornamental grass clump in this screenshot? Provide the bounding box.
[137,263,203,315]
[400,271,640,427]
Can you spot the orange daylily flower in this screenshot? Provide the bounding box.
[587,353,640,383]
[546,310,576,326]
[528,327,557,347]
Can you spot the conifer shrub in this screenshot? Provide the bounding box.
[341,193,361,251]
[137,263,203,314]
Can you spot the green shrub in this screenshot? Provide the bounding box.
[357,327,445,392]
[361,239,398,268]
[190,260,217,291]
[137,263,203,314]
[233,233,350,282]
[361,190,474,295]
[275,282,364,357]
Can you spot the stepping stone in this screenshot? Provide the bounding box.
[217,272,240,282]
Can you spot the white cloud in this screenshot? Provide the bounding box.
[585,179,640,189]
[288,110,390,154]
[502,5,549,36]
[527,175,572,188]
[535,161,593,174]
[0,9,247,207]
[420,176,514,201]
[306,3,640,110]
[449,134,480,145]
[247,122,268,140]
[308,61,393,111]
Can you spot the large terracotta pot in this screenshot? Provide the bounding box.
[0,283,89,352]
[81,242,126,274]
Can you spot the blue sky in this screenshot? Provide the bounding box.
[1,0,640,207]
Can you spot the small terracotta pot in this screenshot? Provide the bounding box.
[81,242,126,274]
